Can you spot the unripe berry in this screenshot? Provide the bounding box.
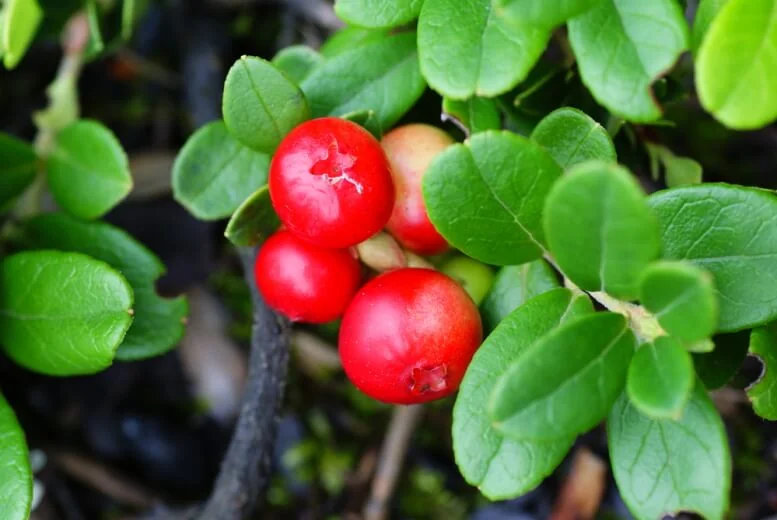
[440,256,495,306]
[339,268,483,404]
[381,124,453,255]
[269,117,395,248]
[255,230,361,324]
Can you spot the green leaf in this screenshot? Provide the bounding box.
[692,0,729,52]
[567,0,690,121]
[639,261,718,343]
[271,45,324,85]
[86,0,105,55]
[334,0,424,28]
[0,250,133,375]
[646,143,703,188]
[21,213,187,361]
[453,288,592,499]
[696,0,777,129]
[224,185,280,247]
[340,110,383,140]
[301,32,425,130]
[0,392,32,520]
[649,184,777,332]
[172,121,270,221]
[496,0,603,28]
[481,260,560,332]
[417,0,550,99]
[47,119,133,220]
[490,312,636,441]
[544,162,661,300]
[442,97,501,135]
[747,322,777,419]
[121,0,139,40]
[319,27,389,58]
[694,331,749,389]
[222,56,310,154]
[608,384,731,520]
[0,133,37,209]
[530,108,616,169]
[423,131,562,265]
[2,0,43,69]
[626,336,694,419]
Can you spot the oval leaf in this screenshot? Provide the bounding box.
[418,0,550,99]
[609,384,731,520]
[224,185,280,247]
[22,213,187,361]
[340,109,382,139]
[568,0,690,121]
[626,336,694,419]
[0,250,133,375]
[222,56,310,153]
[271,45,324,85]
[172,121,270,220]
[640,261,718,342]
[748,322,777,420]
[334,0,424,28]
[2,0,42,69]
[0,392,32,520]
[490,312,636,441]
[696,0,777,129]
[423,131,562,265]
[530,108,616,168]
[692,0,729,52]
[544,162,661,300]
[481,260,560,332]
[496,0,603,29]
[0,132,37,208]
[301,31,425,130]
[319,27,389,58]
[442,97,501,135]
[453,288,592,499]
[47,119,133,220]
[648,184,777,332]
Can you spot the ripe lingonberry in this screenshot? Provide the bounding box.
[339,268,483,404]
[255,230,361,324]
[269,117,395,248]
[381,124,453,255]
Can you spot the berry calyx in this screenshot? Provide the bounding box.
[381,124,454,255]
[269,117,395,248]
[254,229,361,324]
[339,268,483,404]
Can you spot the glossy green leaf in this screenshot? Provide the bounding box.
[0,133,37,209]
[646,143,703,188]
[271,45,324,85]
[694,331,749,389]
[530,108,616,168]
[172,121,270,221]
[442,97,501,135]
[453,288,592,499]
[319,27,389,58]
[568,0,690,121]
[626,337,694,418]
[47,120,133,220]
[640,261,718,343]
[417,0,550,99]
[609,384,731,520]
[692,0,729,52]
[340,109,382,139]
[496,0,603,28]
[696,0,777,129]
[747,322,777,419]
[222,56,310,153]
[649,184,777,332]
[0,250,133,375]
[2,0,42,69]
[481,260,560,332]
[544,162,660,300]
[224,186,280,247]
[423,131,562,265]
[490,312,635,441]
[334,0,424,28]
[22,213,187,361]
[301,32,425,130]
[0,392,32,520]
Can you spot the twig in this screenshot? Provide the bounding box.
[363,405,424,520]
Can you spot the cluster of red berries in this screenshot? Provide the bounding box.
[255,117,483,405]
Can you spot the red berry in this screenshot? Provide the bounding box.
[339,268,483,404]
[269,117,395,248]
[381,124,453,255]
[255,230,361,324]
